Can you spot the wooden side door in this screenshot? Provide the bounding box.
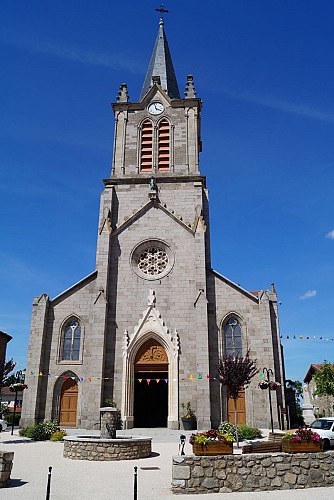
[227,389,246,425]
[59,378,78,426]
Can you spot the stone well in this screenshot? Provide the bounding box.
[63,407,152,461]
[64,435,152,461]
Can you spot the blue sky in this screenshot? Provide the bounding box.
[1,0,334,383]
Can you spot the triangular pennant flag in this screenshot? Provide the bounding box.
[63,376,68,380]
[306,336,309,340]
[164,379,168,383]
[300,336,303,339]
[30,371,34,375]
[80,378,84,381]
[190,375,193,380]
[198,374,202,380]
[156,379,160,384]
[147,379,151,385]
[39,372,43,376]
[286,336,289,339]
[207,374,210,379]
[293,335,296,339]
[88,377,92,382]
[138,379,142,383]
[260,373,264,378]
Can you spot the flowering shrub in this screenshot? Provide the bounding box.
[282,428,321,444]
[189,429,234,446]
[218,421,239,439]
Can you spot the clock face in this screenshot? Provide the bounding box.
[148,101,164,115]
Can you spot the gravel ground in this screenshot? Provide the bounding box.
[0,428,333,499]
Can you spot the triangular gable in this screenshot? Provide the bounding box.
[111,199,194,237]
[210,268,259,303]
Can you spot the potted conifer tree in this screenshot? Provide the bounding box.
[181,402,197,430]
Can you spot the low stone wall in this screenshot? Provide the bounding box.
[172,451,334,494]
[0,451,14,488]
[64,436,152,461]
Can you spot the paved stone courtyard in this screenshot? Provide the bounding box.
[0,428,334,499]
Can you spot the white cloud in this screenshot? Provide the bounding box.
[299,290,317,300]
[325,230,334,240]
[0,30,143,74]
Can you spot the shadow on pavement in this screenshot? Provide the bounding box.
[8,479,29,488]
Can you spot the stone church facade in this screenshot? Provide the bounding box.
[21,19,285,431]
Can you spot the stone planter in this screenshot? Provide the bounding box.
[282,440,322,453]
[192,441,233,456]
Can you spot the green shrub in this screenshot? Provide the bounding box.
[5,413,21,425]
[50,430,67,441]
[30,421,60,441]
[104,396,117,408]
[219,421,263,441]
[19,425,36,438]
[238,425,262,440]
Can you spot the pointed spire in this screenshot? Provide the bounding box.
[140,18,180,100]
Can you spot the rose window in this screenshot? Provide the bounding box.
[137,247,169,276]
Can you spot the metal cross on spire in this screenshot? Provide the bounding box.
[155,3,169,16]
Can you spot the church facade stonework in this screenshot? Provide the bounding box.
[21,20,285,431]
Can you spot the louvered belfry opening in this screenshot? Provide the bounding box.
[158,119,170,171]
[140,120,153,171]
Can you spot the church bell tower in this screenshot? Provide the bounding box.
[96,15,212,429]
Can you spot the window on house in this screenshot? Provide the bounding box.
[61,318,81,361]
[224,317,242,357]
[158,119,170,171]
[140,120,153,171]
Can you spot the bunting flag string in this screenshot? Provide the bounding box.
[280,335,334,342]
[25,373,220,382]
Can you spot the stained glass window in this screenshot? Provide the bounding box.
[224,317,242,357]
[62,318,81,361]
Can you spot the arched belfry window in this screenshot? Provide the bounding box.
[158,119,170,171]
[140,120,153,171]
[224,317,242,357]
[61,318,81,361]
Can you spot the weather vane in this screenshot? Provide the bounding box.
[155,3,169,16]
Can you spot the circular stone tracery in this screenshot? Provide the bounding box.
[137,247,169,276]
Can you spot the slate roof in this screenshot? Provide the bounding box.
[140,18,180,100]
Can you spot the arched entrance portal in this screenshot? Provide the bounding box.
[133,338,168,427]
[59,378,78,426]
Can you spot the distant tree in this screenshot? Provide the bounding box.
[3,370,25,386]
[0,359,16,385]
[0,359,17,405]
[285,379,303,417]
[218,350,258,447]
[313,361,334,397]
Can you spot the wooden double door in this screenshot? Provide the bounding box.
[227,390,246,425]
[59,378,78,427]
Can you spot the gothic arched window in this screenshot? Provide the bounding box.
[61,318,81,361]
[158,119,170,171]
[224,317,242,357]
[140,120,153,171]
